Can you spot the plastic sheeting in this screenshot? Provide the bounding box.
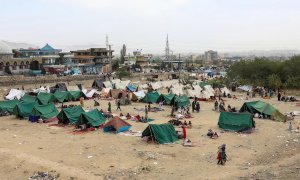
[82,89,97,98]
[238,85,253,92]
[133,90,146,100]
[5,89,25,100]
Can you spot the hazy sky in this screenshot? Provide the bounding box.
[1,0,300,53]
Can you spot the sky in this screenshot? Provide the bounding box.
[1,0,300,54]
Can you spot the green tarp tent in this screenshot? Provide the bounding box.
[69,91,82,100]
[54,91,72,103]
[37,92,55,105]
[142,91,160,103]
[13,101,38,118]
[0,99,19,113]
[199,82,210,88]
[175,95,190,108]
[240,101,284,122]
[218,112,255,132]
[57,106,85,124]
[76,109,106,127]
[159,94,176,105]
[142,124,178,144]
[31,103,59,119]
[20,94,37,103]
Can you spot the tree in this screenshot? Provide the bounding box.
[4,65,11,74]
[120,44,126,64]
[267,74,282,89]
[286,76,300,89]
[116,67,131,79]
[112,60,119,71]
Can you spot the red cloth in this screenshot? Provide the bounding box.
[182,127,187,139]
[135,115,141,120]
[217,152,222,160]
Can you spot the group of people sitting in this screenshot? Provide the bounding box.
[280,96,297,102]
[0,110,10,117]
[214,100,236,113]
[207,129,219,139]
[62,104,76,108]
[168,119,192,128]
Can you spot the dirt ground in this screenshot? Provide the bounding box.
[0,80,299,180]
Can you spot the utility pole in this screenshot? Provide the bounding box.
[178,53,181,84]
[106,35,109,50]
[109,45,112,73]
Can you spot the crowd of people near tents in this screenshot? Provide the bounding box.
[1,77,299,165]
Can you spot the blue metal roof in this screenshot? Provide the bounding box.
[40,44,55,51]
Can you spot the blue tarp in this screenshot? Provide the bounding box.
[127,84,136,92]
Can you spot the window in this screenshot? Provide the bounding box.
[12,62,17,70]
[20,62,24,69]
[26,61,30,69]
[0,62,3,71]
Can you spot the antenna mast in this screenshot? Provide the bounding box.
[106,35,109,50]
[165,34,170,61]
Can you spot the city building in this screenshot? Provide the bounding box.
[70,48,113,74]
[14,43,62,66]
[0,41,39,75]
[204,50,218,63]
[132,50,152,68]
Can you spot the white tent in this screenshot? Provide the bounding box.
[140,84,149,89]
[238,85,252,92]
[186,89,201,97]
[82,89,97,98]
[5,89,25,100]
[170,84,184,95]
[115,80,131,90]
[67,85,80,91]
[221,87,231,96]
[103,81,113,88]
[32,86,50,93]
[204,85,215,97]
[161,80,178,88]
[200,90,212,99]
[133,90,146,100]
[111,79,121,84]
[150,82,162,90]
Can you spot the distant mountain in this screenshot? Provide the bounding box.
[224,50,300,57]
[1,40,37,49]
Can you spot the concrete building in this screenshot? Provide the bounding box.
[70,48,113,74]
[204,50,218,63]
[14,43,62,66]
[0,41,39,75]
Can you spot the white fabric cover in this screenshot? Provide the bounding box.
[82,89,97,98]
[5,89,25,100]
[103,81,113,88]
[221,87,231,95]
[150,82,162,90]
[133,90,146,100]
[115,80,131,90]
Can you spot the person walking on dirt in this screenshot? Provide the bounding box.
[108,102,112,113]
